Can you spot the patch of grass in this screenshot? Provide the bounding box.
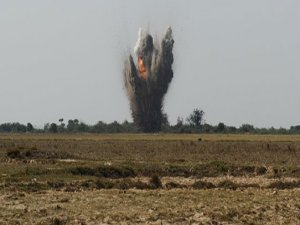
[115,178,135,190]
[1,134,300,193]
[1,134,300,166]
[229,165,256,176]
[217,180,238,190]
[6,147,72,160]
[16,182,48,192]
[114,178,151,190]
[97,166,136,178]
[165,182,187,189]
[94,178,151,190]
[69,167,96,176]
[290,168,300,177]
[47,181,65,189]
[193,161,231,177]
[95,179,115,189]
[162,164,191,177]
[239,183,260,188]
[267,181,300,189]
[192,181,215,189]
[24,167,49,176]
[69,165,136,178]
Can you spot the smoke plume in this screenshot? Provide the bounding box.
[123,27,174,132]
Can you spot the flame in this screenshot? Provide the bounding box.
[138,56,147,80]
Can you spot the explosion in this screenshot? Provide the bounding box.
[123,27,174,132]
[137,56,147,79]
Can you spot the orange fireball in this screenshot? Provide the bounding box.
[137,56,147,80]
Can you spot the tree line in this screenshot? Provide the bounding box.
[0,108,299,134]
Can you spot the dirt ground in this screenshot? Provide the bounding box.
[1,188,300,225]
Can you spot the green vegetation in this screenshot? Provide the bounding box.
[1,109,300,134]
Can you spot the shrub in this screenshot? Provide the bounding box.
[256,166,267,175]
[217,180,238,190]
[51,217,67,225]
[47,181,65,189]
[69,167,96,176]
[97,166,136,178]
[150,175,162,189]
[192,181,215,189]
[133,180,151,189]
[165,182,187,189]
[7,149,21,159]
[194,161,231,178]
[115,178,135,190]
[267,181,300,189]
[95,179,114,189]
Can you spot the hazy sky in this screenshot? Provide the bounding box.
[0,0,299,128]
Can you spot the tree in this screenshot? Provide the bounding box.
[121,120,137,133]
[216,122,225,133]
[176,116,184,127]
[77,122,89,132]
[44,123,50,132]
[227,126,237,133]
[67,120,74,131]
[239,124,254,133]
[161,113,170,130]
[49,123,58,133]
[58,118,65,132]
[26,123,34,132]
[109,121,122,133]
[67,119,81,132]
[290,125,300,134]
[0,123,27,132]
[92,121,106,133]
[187,108,204,127]
[202,123,214,133]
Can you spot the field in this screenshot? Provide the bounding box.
[0,134,300,225]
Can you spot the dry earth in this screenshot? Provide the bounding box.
[1,189,300,225]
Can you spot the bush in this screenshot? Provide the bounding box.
[7,149,21,159]
[51,217,67,225]
[134,180,152,189]
[165,182,187,189]
[47,181,65,189]
[256,166,267,175]
[267,181,300,189]
[95,179,114,189]
[192,181,215,189]
[115,178,135,190]
[150,175,162,189]
[217,180,238,190]
[97,166,136,178]
[70,166,136,178]
[194,161,231,178]
[69,167,96,176]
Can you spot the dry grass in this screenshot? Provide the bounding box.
[0,189,299,225]
[0,133,299,165]
[0,133,300,224]
[1,133,300,141]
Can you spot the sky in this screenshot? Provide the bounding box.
[0,0,299,128]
